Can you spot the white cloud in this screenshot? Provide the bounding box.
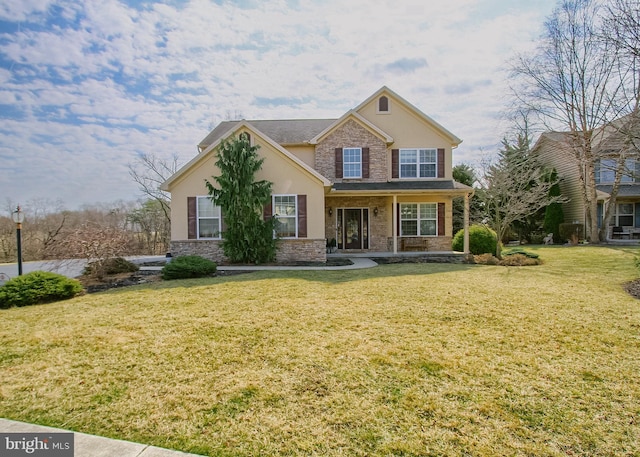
[0,0,556,209]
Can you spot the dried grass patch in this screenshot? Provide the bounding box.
[1,246,640,456]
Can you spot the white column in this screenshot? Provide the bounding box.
[393,194,398,254]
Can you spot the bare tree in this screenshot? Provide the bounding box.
[478,133,567,259]
[598,0,640,237]
[511,0,631,242]
[128,153,180,223]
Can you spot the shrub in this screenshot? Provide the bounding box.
[559,223,584,244]
[161,255,217,280]
[498,254,541,266]
[473,253,500,265]
[502,248,539,259]
[84,257,139,277]
[452,225,498,255]
[0,271,83,309]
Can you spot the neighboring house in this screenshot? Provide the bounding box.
[533,114,640,240]
[161,87,473,263]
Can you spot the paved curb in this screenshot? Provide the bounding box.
[0,419,203,456]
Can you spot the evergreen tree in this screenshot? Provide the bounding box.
[543,173,565,244]
[205,134,276,264]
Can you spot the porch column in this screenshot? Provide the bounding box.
[393,194,398,254]
[463,192,470,254]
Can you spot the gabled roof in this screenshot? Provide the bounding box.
[354,86,463,147]
[198,119,336,151]
[162,121,331,191]
[308,110,394,145]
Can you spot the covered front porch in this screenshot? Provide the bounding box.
[324,183,472,255]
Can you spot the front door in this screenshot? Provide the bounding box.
[338,208,369,250]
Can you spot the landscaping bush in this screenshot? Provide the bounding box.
[161,255,217,280]
[452,225,498,255]
[498,253,541,266]
[0,271,83,309]
[502,248,540,259]
[559,222,584,244]
[84,257,139,277]
[473,253,500,265]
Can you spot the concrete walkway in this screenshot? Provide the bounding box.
[0,418,203,456]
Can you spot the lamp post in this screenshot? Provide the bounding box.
[11,205,24,276]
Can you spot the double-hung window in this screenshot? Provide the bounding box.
[400,203,437,236]
[273,195,297,238]
[400,148,437,178]
[614,203,634,227]
[596,158,638,184]
[343,147,362,178]
[197,196,221,239]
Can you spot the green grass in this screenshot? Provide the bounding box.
[1,246,640,456]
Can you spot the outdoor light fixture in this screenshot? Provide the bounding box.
[11,205,24,276]
[328,207,333,216]
[373,207,379,216]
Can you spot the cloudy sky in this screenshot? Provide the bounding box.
[0,0,557,210]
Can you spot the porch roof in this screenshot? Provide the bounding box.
[597,184,640,199]
[330,180,472,195]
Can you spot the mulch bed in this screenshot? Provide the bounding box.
[624,279,640,300]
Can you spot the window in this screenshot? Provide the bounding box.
[596,158,638,184]
[400,203,437,236]
[399,149,437,178]
[197,196,221,238]
[343,147,362,178]
[612,203,634,227]
[273,195,297,238]
[378,96,389,112]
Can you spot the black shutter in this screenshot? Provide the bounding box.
[437,202,445,236]
[335,148,343,178]
[362,147,370,178]
[392,149,399,178]
[298,195,307,238]
[437,148,445,178]
[188,197,197,239]
[263,197,272,220]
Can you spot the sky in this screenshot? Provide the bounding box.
[0,0,558,210]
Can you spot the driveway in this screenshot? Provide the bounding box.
[0,256,166,283]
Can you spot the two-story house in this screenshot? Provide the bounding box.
[533,113,640,240]
[161,87,473,262]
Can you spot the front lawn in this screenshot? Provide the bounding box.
[1,246,639,456]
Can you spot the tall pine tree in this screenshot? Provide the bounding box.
[205,134,276,264]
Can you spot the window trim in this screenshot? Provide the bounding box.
[196,196,222,239]
[343,147,362,179]
[400,202,438,236]
[399,148,437,179]
[273,194,298,239]
[377,95,390,114]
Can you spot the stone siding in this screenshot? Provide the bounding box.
[315,119,387,182]
[170,239,326,264]
[275,239,326,263]
[387,236,453,252]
